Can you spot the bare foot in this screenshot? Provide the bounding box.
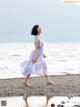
[47,81,55,85]
[23,83,32,87]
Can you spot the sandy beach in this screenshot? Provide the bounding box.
[0,74,80,97]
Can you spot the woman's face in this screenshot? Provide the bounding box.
[37,26,42,34]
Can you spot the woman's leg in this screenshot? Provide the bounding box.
[45,70,54,85]
[45,75,54,84]
[23,74,31,86]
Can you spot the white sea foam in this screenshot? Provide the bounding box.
[0,42,80,79]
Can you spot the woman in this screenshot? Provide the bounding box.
[20,25,54,86]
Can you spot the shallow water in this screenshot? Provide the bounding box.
[0,96,80,107]
[0,43,80,79]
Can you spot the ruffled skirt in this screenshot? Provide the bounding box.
[20,49,47,76]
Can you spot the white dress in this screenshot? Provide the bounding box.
[20,36,47,76]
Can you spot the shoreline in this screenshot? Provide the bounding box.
[0,74,80,97]
[0,74,78,80]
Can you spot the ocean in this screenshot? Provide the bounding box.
[0,42,80,79]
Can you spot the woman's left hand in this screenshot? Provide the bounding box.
[43,54,46,58]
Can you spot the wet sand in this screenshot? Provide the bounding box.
[0,75,80,97]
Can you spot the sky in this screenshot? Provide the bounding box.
[0,0,80,42]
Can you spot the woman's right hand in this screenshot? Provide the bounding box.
[32,57,37,63]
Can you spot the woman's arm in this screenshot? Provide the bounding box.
[34,37,39,58]
[32,37,39,63]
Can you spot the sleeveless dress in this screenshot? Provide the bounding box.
[20,36,47,76]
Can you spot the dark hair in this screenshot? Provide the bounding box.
[31,25,39,36]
